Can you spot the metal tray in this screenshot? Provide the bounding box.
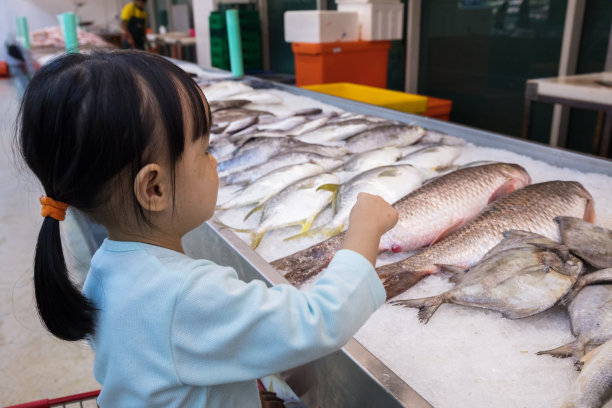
[181,76,611,408]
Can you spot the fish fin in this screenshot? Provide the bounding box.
[299,216,316,233]
[390,294,446,324]
[529,242,570,262]
[488,178,524,204]
[213,219,252,234]
[536,340,584,359]
[378,265,433,300]
[316,184,340,213]
[436,264,467,283]
[433,164,458,173]
[250,230,266,250]
[377,169,399,178]
[244,203,264,221]
[428,220,465,246]
[285,224,342,241]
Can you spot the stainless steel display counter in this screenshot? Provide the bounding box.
[183,77,611,408]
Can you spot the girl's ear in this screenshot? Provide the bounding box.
[133,163,170,212]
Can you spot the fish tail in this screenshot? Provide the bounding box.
[299,216,316,233]
[316,183,340,212]
[244,203,264,221]
[536,340,585,359]
[285,224,342,241]
[390,295,446,324]
[377,264,432,300]
[250,230,266,250]
[213,219,253,234]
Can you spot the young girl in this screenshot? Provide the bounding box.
[18,50,398,407]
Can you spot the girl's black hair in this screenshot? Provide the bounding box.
[17,50,210,341]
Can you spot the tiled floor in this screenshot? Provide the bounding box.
[0,75,99,405]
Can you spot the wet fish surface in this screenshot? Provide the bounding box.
[556,216,612,269]
[537,276,612,360]
[377,181,595,299]
[557,340,612,408]
[391,231,583,322]
[344,125,426,153]
[274,162,531,285]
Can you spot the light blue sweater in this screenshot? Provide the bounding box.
[82,239,385,407]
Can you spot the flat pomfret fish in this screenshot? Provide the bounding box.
[391,231,583,323]
[556,216,612,269]
[275,163,530,286]
[345,125,425,153]
[537,272,612,360]
[378,181,595,299]
[217,163,324,210]
[557,340,612,408]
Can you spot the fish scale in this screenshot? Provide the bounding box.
[275,162,530,286]
[378,180,594,300]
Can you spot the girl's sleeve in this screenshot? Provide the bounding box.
[170,249,385,386]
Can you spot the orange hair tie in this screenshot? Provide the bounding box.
[40,196,69,221]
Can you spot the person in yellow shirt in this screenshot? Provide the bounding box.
[121,0,148,50]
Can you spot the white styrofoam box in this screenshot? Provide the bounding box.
[284,11,359,43]
[337,2,404,41]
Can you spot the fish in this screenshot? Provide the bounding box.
[556,340,612,408]
[216,162,325,210]
[391,231,583,323]
[202,80,254,101]
[396,145,461,172]
[228,91,283,105]
[211,108,273,134]
[556,216,612,269]
[537,273,612,360]
[419,130,467,146]
[217,137,348,175]
[287,164,426,241]
[220,152,343,186]
[562,267,612,304]
[344,125,425,153]
[209,99,251,112]
[256,116,307,132]
[342,146,404,173]
[295,123,371,144]
[275,163,530,286]
[377,181,595,299]
[208,139,237,163]
[224,173,341,249]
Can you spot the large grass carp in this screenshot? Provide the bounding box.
[273,163,530,286]
[556,216,612,269]
[391,231,583,322]
[378,181,594,299]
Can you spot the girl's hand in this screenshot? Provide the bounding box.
[341,193,398,266]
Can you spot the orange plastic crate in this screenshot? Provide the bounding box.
[422,96,452,121]
[291,41,391,88]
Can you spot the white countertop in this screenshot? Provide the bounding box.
[528,71,612,107]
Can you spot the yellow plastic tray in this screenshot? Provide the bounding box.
[302,82,428,114]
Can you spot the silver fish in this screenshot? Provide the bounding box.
[556,216,612,269]
[256,116,307,132]
[275,162,530,286]
[228,91,283,105]
[296,123,370,144]
[342,146,403,173]
[419,130,467,146]
[344,125,425,153]
[209,99,251,112]
[396,145,461,172]
[557,340,612,408]
[228,173,341,249]
[217,137,347,175]
[377,181,595,299]
[216,162,325,210]
[202,80,254,101]
[291,164,426,239]
[391,231,583,323]
[537,273,612,360]
[220,152,343,186]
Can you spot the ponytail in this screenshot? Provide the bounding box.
[34,216,96,341]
